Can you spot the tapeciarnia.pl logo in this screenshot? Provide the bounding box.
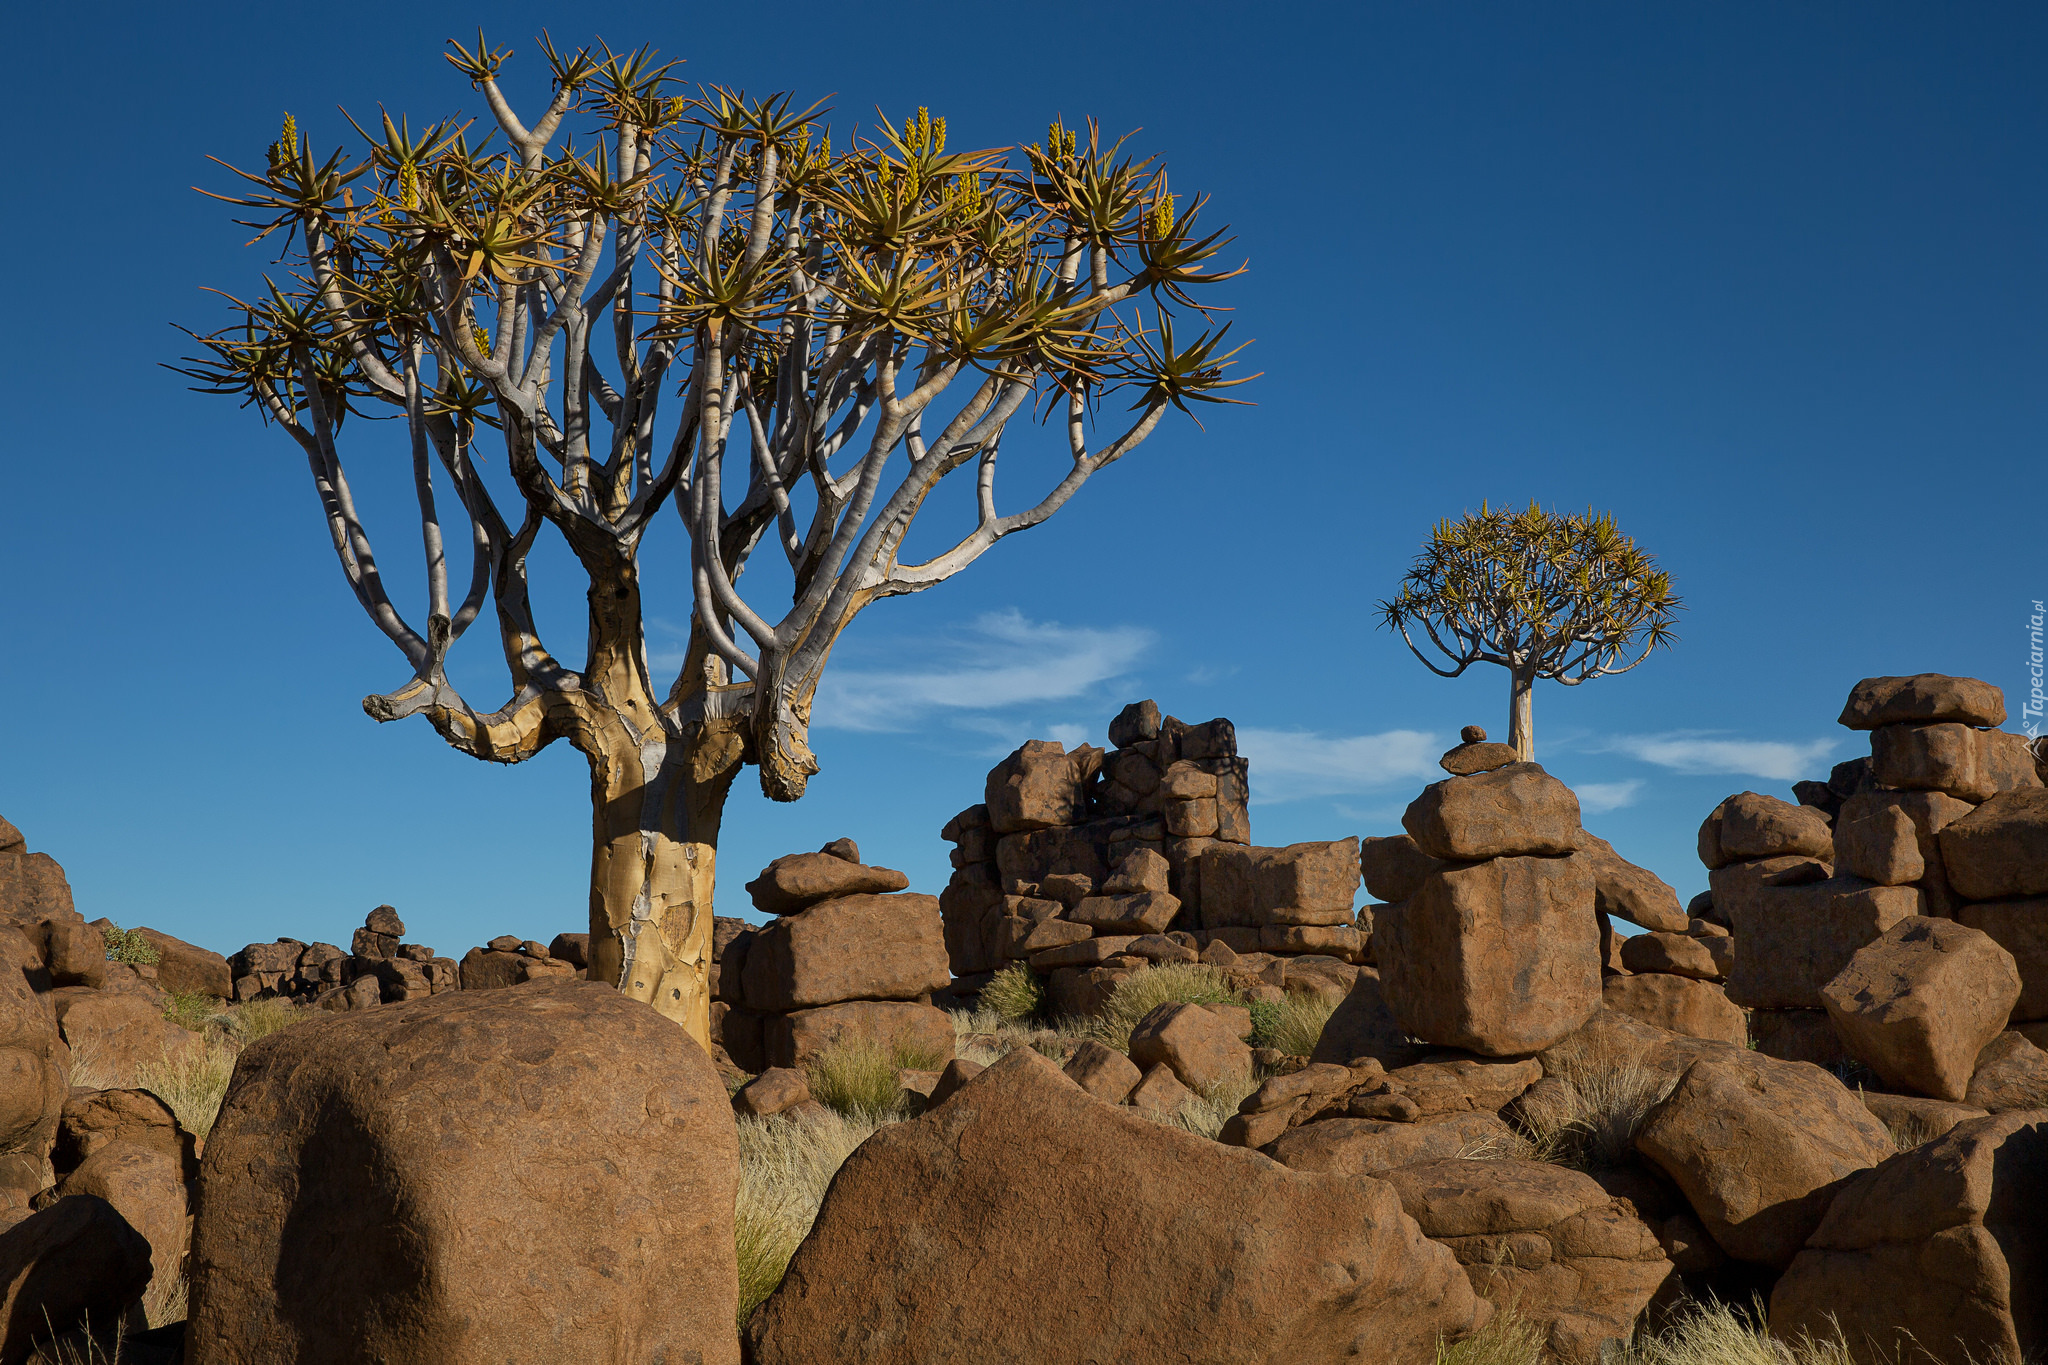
[2025,599,2045,738]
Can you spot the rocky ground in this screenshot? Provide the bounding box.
[1,671,2044,1364]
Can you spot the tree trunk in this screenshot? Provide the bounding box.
[1508,669,1536,762]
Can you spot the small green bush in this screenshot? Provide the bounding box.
[100,923,159,966]
[979,964,1045,1023]
[1086,963,1240,1052]
[162,989,218,1033]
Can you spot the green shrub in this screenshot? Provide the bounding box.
[162,989,218,1034]
[1086,963,1240,1052]
[100,923,159,966]
[979,964,1045,1023]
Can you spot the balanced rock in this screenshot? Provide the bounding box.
[1706,792,1835,865]
[1820,918,2021,1102]
[745,851,911,916]
[746,1049,1487,1364]
[1438,741,1519,776]
[1376,855,1601,1056]
[1384,1159,1674,1365]
[1573,832,1688,932]
[1401,763,1581,862]
[1633,1049,1893,1268]
[1771,1112,2048,1365]
[741,892,949,1011]
[1872,723,2043,804]
[187,980,738,1365]
[1839,674,2007,729]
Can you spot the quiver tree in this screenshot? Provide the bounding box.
[177,34,1250,1045]
[1377,504,1680,761]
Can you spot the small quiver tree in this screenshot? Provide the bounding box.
[174,35,1250,1046]
[1377,503,1680,761]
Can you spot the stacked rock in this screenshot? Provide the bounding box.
[457,935,577,991]
[713,840,955,1074]
[229,907,464,1010]
[1372,744,1603,1057]
[936,700,1364,1017]
[1708,673,2047,1066]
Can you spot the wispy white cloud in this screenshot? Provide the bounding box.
[1599,732,1835,782]
[1575,779,1644,814]
[814,609,1153,733]
[1236,728,1444,803]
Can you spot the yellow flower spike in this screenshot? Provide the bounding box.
[471,324,492,355]
[400,162,420,211]
[281,112,297,154]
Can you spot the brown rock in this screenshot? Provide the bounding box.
[1725,876,1922,1010]
[1377,854,1601,1056]
[1027,935,1138,970]
[985,740,1084,835]
[1839,673,2008,729]
[1820,918,2021,1101]
[54,1089,196,1180]
[1198,839,1360,928]
[927,1057,985,1106]
[1770,1113,2048,1365]
[1873,723,2045,803]
[1573,832,1689,932]
[1708,853,1832,928]
[733,1068,812,1118]
[548,932,590,970]
[1940,789,2048,902]
[1963,1030,2048,1111]
[0,966,63,1190]
[0,1195,151,1365]
[1063,1039,1141,1103]
[1310,968,1429,1070]
[1858,1092,1989,1146]
[1102,848,1171,896]
[741,893,949,1011]
[761,1000,955,1072]
[1264,1111,1518,1175]
[1633,1050,1893,1267]
[746,1049,1485,1363]
[1717,792,1836,862]
[1384,1056,1542,1117]
[1602,974,1748,1045]
[457,946,524,991]
[1832,804,1926,887]
[1955,898,2048,1021]
[188,980,738,1365]
[1127,1063,1193,1114]
[132,927,232,998]
[1276,955,1361,1003]
[1438,741,1519,776]
[1128,1002,1252,1092]
[1261,924,1363,960]
[1358,835,1443,904]
[1069,891,1180,935]
[32,1140,191,1313]
[1618,932,1720,980]
[1107,699,1162,749]
[1038,873,1093,908]
[53,992,198,1090]
[1384,1159,1674,1365]
[995,826,1111,890]
[1401,763,1581,862]
[745,851,911,916]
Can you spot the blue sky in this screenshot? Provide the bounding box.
[2,2,2042,958]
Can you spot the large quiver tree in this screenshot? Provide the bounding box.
[1377,503,1680,760]
[177,35,1250,1044]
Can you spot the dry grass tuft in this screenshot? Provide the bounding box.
[734,1108,889,1328]
[1136,1069,1263,1141]
[1434,1299,1887,1365]
[978,964,1044,1023]
[1516,1032,1678,1171]
[1454,1125,1548,1162]
[1435,1305,1549,1364]
[161,989,221,1034]
[62,1037,121,1093]
[804,1037,946,1121]
[136,1037,237,1141]
[226,995,304,1042]
[1248,990,1337,1057]
[1084,963,1239,1053]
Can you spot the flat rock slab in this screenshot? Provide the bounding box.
[745,852,910,916]
[747,1048,1486,1364]
[1838,674,2007,729]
